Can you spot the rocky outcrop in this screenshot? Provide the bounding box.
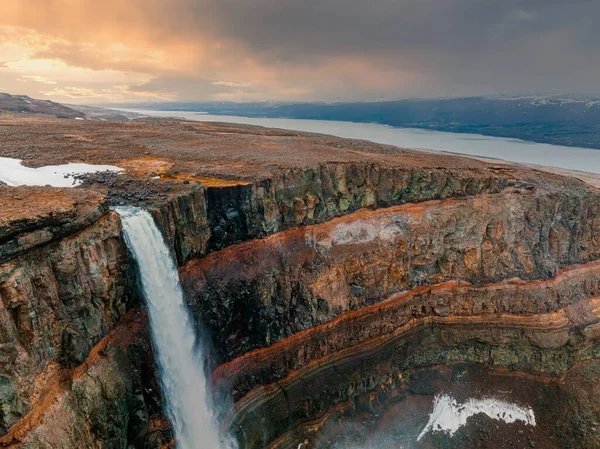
[0,311,168,449]
[212,260,600,400]
[0,186,109,263]
[0,193,131,436]
[149,186,210,265]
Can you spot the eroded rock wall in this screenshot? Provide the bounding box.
[0,311,168,449]
[264,362,600,449]
[0,209,132,435]
[181,184,600,363]
[144,163,514,265]
[217,294,600,449]
[4,156,600,449]
[171,174,600,449]
[212,261,600,401]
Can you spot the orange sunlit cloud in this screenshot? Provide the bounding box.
[1,0,598,102]
[0,0,428,103]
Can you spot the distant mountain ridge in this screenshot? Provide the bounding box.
[119,94,600,149]
[0,93,138,121]
[0,93,84,118]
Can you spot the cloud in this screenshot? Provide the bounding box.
[128,75,233,98]
[18,75,57,84]
[42,84,175,101]
[511,8,539,22]
[0,0,599,102]
[31,41,167,74]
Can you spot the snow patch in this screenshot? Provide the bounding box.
[0,156,122,187]
[306,217,411,249]
[379,222,407,243]
[332,221,378,245]
[417,394,535,441]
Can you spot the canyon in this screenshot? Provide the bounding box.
[1,113,600,449]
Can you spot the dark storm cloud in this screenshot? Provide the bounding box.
[128,74,251,98]
[168,0,600,95]
[189,0,598,59]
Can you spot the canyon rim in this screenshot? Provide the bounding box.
[1,113,600,449]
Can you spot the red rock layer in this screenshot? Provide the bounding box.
[0,310,168,449]
[212,259,600,400]
[221,295,600,449]
[182,186,600,362]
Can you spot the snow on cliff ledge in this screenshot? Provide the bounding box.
[418,394,536,441]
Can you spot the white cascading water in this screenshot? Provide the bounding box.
[117,206,228,449]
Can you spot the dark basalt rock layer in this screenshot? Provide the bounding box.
[218,295,600,449]
[263,361,600,449]
[181,185,600,364]
[1,115,600,449]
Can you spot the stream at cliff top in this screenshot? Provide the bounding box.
[117,206,231,449]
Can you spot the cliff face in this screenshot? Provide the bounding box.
[125,162,511,266]
[3,116,600,449]
[0,311,166,449]
[181,184,600,362]
[147,161,600,449]
[0,188,129,433]
[0,188,166,449]
[177,179,600,449]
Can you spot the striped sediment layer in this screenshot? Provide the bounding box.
[173,182,600,449]
[213,260,600,400]
[214,287,600,449]
[181,183,600,364]
[4,117,600,449]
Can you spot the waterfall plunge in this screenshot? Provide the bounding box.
[117,206,230,449]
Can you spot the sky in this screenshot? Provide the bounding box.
[0,0,599,103]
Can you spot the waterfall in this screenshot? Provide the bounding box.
[117,206,228,449]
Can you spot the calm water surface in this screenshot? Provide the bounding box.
[119,109,600,175]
